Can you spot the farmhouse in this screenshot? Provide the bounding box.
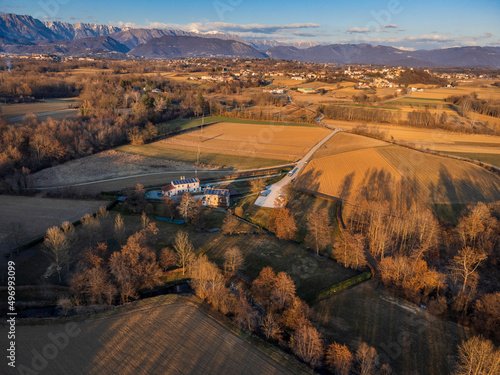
[162,177,201,197]
[203,188,230,207]
[297,88,317,94]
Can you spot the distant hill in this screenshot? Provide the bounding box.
[129,35,264,59]
[44,21,120,39]
[1,13,499,67]
[266,43,500,68]
[2,35,130,57]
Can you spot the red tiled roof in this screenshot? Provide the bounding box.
[162,184,175,192]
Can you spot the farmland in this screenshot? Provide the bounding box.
[325,121,500,166]
[295,131,500,208]
[313,281,469,375]
[1,296,299,375]
[0,196,104,253]
[118,121,329,169]
[0,97,79,122]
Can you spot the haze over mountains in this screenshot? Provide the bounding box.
[1,13,499,67]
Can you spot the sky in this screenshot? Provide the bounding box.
[2,0,500,50]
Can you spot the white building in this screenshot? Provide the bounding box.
[162,177,201,197]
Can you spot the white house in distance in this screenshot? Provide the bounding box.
[162,177,201,197]
[203,189,230,208]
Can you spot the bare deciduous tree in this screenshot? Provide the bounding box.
[454,336,500,375]
[449,247,487,292]
[224,247,244,275]
[305,207,332,254]
[356,342,378,375]
[222,213,240,235]
[159,247,177,271]
[290,323,324,367]
[114,213,126,245]
[326,342,353,375]
[43,226,70,282]
[174,230,194,275]
[261,312,282,340]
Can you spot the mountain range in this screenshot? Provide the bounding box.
[1,13,499,67]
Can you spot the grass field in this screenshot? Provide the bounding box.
[0,196,105,252]
[118,121,329,169]
[0,98,78,118]
[1,296,299,375]
[202,230,358,303]
[313,281,469,375]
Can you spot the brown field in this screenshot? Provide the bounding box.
[379,146,500,204]
[296,132,500,205]
[296,147,402,202]
[0,196,104,251]
[325,121,500,166]
[1,297,297,375]
[313,132,388,159]
[133,122,329,162]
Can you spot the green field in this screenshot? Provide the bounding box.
[439,151,500,168]
[313,281,469,375]
[0,98,78,119]
[391,97,453,108]
[116,144,285,170]
[161,116,318,128]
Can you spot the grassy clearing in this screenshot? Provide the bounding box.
[0,196,105,251]
[162,116,319,128]
[117,144,285,170]
[0,98,78,118]
[202,233,358,303]
[313,281,469,375]
[3,297,297,375]
[313,132,389,159]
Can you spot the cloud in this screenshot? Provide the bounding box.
[404,34,454,43]
[382,24,399,29]
[346,27,370,34]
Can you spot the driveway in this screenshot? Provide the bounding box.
[255,116,342,208]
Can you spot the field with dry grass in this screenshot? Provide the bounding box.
[326,121,500,167]
[119,121,329,169]
[0,196,104,251]
[0,98,78,118]
[2,296,298,375]
[295,132,500,206]
[313,281,469,375]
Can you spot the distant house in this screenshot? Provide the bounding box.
[203,189,230,208]
[151,88,162,93]
[162,177,201,197]
[297,88,316,94]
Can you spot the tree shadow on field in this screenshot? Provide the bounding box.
[357,168,394,203]
[339,171,355,201]
[295,166,323,197]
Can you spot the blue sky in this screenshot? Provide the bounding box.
[2,0,499,49]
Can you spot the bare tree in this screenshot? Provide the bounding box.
[268,207,297,241]
[114,213,126,245]
[449,247,487,292]
[177,192,195,221]
[250,178,267,195]
[141,211,150,229]
[224,247,244,275]
[305,207,332,254]
[271,271,296,310]
[222,213,240,235]
[454,336,500,375]
[290,323,324,367]
[159,247,177,271]
[326,342,353,375]
[235,295,259,332]
[43,226,70,282]
[174,230,194,275]
[332,231,367,270]
[356,342,378,375]
[252,266,277,309]
[261,312,282,340]
[163,196,176,219]
[81,213,100,246]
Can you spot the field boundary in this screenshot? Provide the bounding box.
[315,272,372,301]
